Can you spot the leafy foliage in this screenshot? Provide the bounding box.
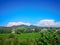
[0,30,60,45]
[0,26,60,45]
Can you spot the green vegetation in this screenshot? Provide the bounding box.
[0,31,60,45]
[0,25,60,45]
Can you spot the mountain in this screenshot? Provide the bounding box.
[0,24,60,31]
[0,25,39,31]
[11,25,39,29]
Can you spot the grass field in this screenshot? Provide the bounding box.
[0,31,60,45]
[0,32,40,39]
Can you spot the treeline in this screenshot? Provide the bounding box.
[0,26,60,34]
[0,27,12,33]
[0,27,41,34]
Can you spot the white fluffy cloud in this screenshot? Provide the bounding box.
[7,19,60,27]
[36,19,60,27]
[7,22,31,27]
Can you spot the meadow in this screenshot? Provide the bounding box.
[0,30,60,45]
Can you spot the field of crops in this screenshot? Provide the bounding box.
[0,30,60,45]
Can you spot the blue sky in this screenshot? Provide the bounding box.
[0,0,60,26]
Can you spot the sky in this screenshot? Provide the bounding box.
[0,0,60,27]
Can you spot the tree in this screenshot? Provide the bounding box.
[34,28,41,32]
[16,28,25,34]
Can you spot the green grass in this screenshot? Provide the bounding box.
[15,32,40,39]
[0,32,40,39]
[0,31,60,45]
[0,32,40,45]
